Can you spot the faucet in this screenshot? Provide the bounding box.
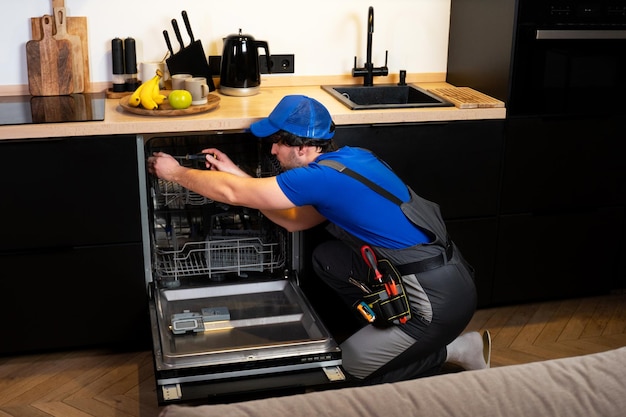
[352,6,388,86]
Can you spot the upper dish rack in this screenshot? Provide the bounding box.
[150,178,286,281]
[153,178,212,208]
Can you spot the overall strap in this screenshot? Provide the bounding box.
[318,159,452,259]
[318,159,404,206]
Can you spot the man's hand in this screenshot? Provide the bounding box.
[147,151,186,182]
[202,148,250,178]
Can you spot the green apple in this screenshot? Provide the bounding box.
[168,90,192,109]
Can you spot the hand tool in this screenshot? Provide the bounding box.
[349,277,371,294]
[361,245,397,296]
[356,301,376,323]
[173,153,217,169]
[361,244,407,324]
[173,153,209,161]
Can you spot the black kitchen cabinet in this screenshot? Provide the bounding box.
[0,135,142,252]
[301,120,504,309]
[333,121,504,220]
[492,116,626,304]
[493,208,624,304]
[2,243,149,353]
[501,117,626,214]
[446,218,498,308]
[0,135,149,355]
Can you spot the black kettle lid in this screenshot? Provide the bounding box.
[225,28,254,41]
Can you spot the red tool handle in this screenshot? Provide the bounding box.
[360,245,407,324]
[361,245,399,296]
[361,245,383,281]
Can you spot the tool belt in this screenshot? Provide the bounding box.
[355,258,411,327]
[355,242,453,327]
[396,240,454,276]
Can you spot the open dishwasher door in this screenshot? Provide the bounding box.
[141,132,344,404]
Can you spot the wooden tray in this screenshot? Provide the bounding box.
[119,92,220,116]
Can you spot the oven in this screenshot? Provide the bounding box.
[138,131,345,405]
[447,0,626,117]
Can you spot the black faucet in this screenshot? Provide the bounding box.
[352,6,388,86]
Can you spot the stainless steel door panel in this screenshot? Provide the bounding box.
[153,279,338,369]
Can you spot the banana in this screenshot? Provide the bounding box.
[127,83,145,107]
[140,74,160,110]
[128,69,165,109]
[152,78,167,105]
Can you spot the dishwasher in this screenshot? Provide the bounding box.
[138,132,344,404]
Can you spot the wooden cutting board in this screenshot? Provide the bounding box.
[26,15,73,96]
[31,15,90,92]
[427,87,505,109]
[53,6,84,93]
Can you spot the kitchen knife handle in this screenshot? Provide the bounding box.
[171,19,185,50]
[163,30,174,55]
[181,10,194,42]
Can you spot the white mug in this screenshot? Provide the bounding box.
[171,73,193,90]
[185,77,210,105]
[141,61,168,89]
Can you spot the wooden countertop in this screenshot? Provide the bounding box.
[0,82,506,140]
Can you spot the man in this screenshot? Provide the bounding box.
[148,95,491,383]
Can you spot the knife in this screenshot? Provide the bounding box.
[181,10,194,43]
[163,30,174,55]
[171,18,185,51]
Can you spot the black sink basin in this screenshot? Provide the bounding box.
[321,84,454,110]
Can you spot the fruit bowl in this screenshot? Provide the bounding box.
[119,91,220,116]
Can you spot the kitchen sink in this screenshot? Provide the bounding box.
[321,84,454,110]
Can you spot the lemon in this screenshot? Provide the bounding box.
[168,90,193,109]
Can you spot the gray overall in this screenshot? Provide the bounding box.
[313,161,477,383]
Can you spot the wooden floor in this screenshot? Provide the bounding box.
[1,293,625,417]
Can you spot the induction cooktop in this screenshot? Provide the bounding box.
[0,92,106,126]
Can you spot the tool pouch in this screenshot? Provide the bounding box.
[362,259,411,326]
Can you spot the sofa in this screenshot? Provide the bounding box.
[160,347,626,417]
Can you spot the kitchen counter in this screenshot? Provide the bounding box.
[0,82,506,140]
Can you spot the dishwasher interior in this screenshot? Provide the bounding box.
[143,132,344,404]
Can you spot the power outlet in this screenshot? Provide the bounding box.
[208,54,295,75]
[260,54,295,74]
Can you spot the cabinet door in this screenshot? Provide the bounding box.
[446,218,498,308]
[334,120,504,219]
[492,207,623,305]
[0,135,141,252]
[1,243,150,354]
[501,117,626,213]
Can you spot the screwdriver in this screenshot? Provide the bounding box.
[360,245,397,296]
[361,244,407,324]
[173,153,212,161]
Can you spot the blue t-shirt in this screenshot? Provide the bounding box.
[276,146,430,249]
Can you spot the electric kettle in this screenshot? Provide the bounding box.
[219,29,271,97]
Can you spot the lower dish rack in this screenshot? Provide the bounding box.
[155,237,281,279]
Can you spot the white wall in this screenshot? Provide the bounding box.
[2,0,451,87]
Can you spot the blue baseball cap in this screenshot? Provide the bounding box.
[250,95,335,140]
